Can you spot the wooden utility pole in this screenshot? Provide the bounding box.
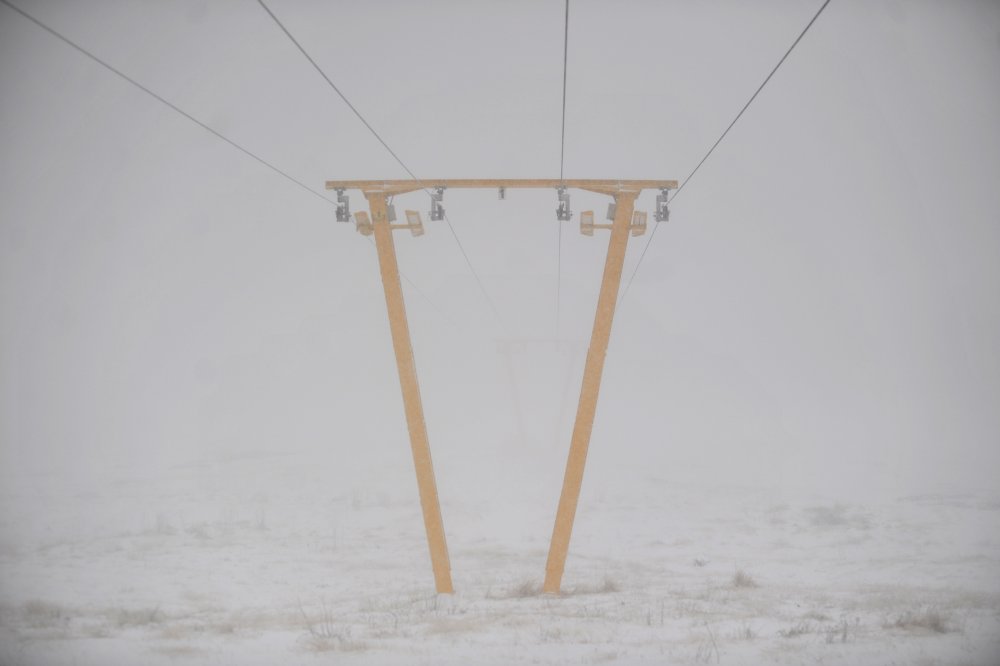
[367,192,453,594]
[329,179,674,594]
[543,191,637,594]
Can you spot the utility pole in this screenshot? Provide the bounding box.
[544,191,641,594]
[329,179,674,594]
[362,192,452,594]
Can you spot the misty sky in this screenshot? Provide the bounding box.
[1,0,999,500]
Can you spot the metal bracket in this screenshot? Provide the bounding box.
[654,188,670,223]
[388,210,425,237]
[336,188,351,222]
[580,209,647,236]
[430,186,446,221]
[556,186,572,221]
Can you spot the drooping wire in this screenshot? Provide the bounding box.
[619,0,832,305]
[0,0,334,207]
[439,211,507,331]
[256,0,506,332]
[556,206,564,338]
[670,0,832,204]
[394,253,460,330]
[559,0,570,182]
[254,0,416,183]
[556,0,570,337]
[0,0,451,321]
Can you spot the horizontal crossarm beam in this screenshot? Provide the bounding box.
[325,179,677,197]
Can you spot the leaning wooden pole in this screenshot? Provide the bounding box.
[543,191,637,594]
[367,193,453,594]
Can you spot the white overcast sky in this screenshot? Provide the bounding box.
[1,1,999,499]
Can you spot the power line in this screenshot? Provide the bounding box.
[556,216,563,338]
[671,0,832,203]
[394,250,461,330]
[559,0,570,182]
[619,0,832,304]
[0,0,452,322]
[556,0,570,337]
[256,0,506,331]
[254,0,417,183]
[0,0,334,207]
[441,211,507,331]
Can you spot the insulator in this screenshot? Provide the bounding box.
[429,187,445,221]
[335,189,350,222]
[556,186,572,221]
[654,189,670,223]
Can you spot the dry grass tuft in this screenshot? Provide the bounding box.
[21,600,69,627]
[825,616,858,643]
[884,607,955,634]
[508,580,543,598]
[802,610,831,622]
[567,576,621,596]
[111,606,163,628]
[598,576,620,594]
[297,600,368,652]
[301,631,368,653]
[694,621,720,663]
[805,504,871,529]
[731,568,758,588]
[778,620,813,638]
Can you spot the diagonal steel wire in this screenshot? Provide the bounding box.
[619,0,833,306]
[556,0,569,338]
[0,0,450,321]
[256,0,506,332]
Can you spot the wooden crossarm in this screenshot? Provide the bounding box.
[325,179,677,197]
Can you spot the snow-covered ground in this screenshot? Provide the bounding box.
[1,448,998,665]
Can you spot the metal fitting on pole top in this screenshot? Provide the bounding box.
[556,186,572,221]
[430,186,446,221]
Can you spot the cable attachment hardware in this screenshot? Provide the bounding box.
[654,188,670,223]
[556,186,572,221]
[630,210,647,236]
[579,208,647,236]
[353,210,373,236]
[429,187,446,221]
[335,188,350,222]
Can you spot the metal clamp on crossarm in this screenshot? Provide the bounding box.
[556,186,572,221]
[335,188,350,222]
[429,187,446,221]
[654,188,670,223]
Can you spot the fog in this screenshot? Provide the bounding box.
[1,1,999,664]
